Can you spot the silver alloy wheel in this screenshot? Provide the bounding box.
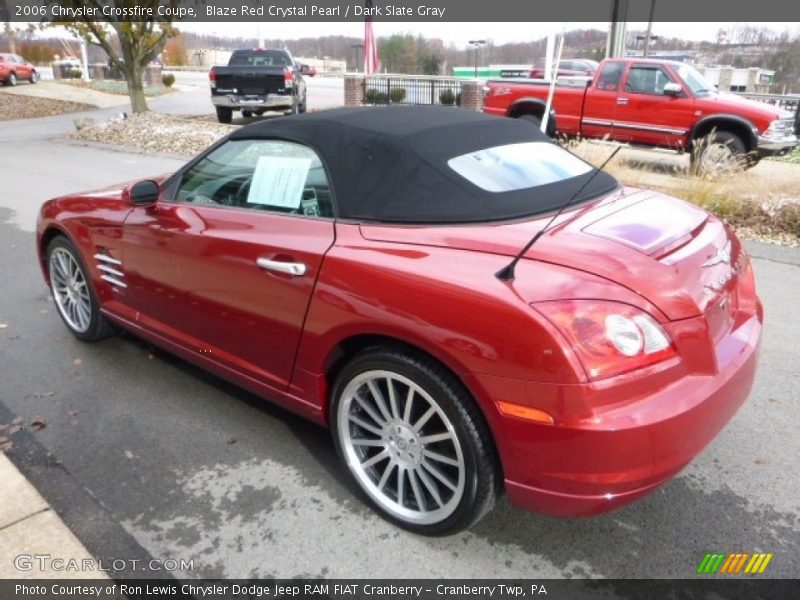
[49,247,92,333]
[698,142,737,174]
[8,73,16,86]
[30,71,37,83]
[337,370,466,525]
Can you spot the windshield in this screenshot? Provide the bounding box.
[677,64,715,95]
[448,142,593,192]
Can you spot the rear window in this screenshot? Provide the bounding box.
[447,142,593,192]
[229,50,291,67]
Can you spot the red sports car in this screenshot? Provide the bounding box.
[36,107,762,535]
[0,52,39,85]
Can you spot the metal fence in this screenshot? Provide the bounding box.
[363,75,465,106]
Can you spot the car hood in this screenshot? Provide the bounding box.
[696,91,793,123]
[360,188,742,320]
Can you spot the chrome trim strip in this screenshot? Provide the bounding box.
[94,253,122,265]
[98,264,124,278]
[100,274,127,288]
[613,121,687,135]
[582,118,613,127]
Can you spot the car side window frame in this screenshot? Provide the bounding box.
[164,137,338,220]
[623,65,677,96]
[595,61,624,91]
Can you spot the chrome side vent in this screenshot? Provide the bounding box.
[94,252,127,289]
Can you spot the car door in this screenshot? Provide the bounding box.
[13,55,30,79]
[580,61,625,140]
[612,63,689,147]
[121,138,336,390]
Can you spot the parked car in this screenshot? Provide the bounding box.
[0,53,38,86]
[36,107,762,534]
[209,48,308,123]
[485,57,798,174]
[529,57,599,79]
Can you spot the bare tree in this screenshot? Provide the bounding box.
[55,0,179,112]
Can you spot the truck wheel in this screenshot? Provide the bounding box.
[690,131,746,176]
[516,113,555,138]
[299,98,307,114]
[215,107,233,124]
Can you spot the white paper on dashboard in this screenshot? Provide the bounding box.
[247,156,311,208]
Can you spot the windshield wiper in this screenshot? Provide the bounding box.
[495,146,621,282]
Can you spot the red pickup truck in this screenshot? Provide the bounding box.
[484,58,798,173]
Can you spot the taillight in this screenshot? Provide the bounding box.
[208,68,216,89]
[284,67,294,88]
[533,300,676,380]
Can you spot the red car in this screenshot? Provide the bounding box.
[0,52,39,86]
[36,107,762,534]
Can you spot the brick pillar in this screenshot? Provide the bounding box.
[51,62,61,80]
[344,75,365,106]
[459,80,485,112]
[145,64,163,88]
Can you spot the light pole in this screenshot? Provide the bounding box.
[350,43,364,73]
[468,40,486,78]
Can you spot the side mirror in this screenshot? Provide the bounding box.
[130,180,160,205]
[663,82,683,97]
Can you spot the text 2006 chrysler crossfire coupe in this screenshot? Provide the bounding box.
[37,107,762,534]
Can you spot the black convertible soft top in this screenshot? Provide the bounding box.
[228,106,618,223]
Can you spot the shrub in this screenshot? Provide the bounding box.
[365,88,389,104]
[389,87,406,103]
[69,68,82,79]
[162,73,176,88]
[439,89,456,105]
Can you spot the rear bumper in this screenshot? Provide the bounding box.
[497,313,762,517]
[211,94,295,111]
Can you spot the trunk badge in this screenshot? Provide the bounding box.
[702,240,732,268]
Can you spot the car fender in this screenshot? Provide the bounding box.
[689,113,759,151]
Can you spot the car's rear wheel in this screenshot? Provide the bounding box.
[7,72,17,86]
[691,131,747,176]
[215,106,233,124]
[47,236,114,342]
[330,346,498,535]
[29,70,38,84]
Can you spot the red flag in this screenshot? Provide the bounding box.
[364,15,379,74]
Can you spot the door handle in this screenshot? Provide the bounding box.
[617,97,629,105]
[256,257,307,276]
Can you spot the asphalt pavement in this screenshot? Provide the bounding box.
[0,89,798,580]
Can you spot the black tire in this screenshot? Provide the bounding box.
[690,131,747,175]
[46,236,115,342]
[29,70,37,84]
[516,113,555,138]
[298,98,307,114]
[7,72,17,86]
[215,106,233,124]
[330,345,499,535]
[241,110,253,118]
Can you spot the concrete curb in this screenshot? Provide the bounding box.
[0,454,108,580]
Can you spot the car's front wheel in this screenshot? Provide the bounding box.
[331,346,499,535]
[47,236,114,342]
[29,70,38,84]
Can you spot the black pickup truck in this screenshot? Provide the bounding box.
[209,48,311,124]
